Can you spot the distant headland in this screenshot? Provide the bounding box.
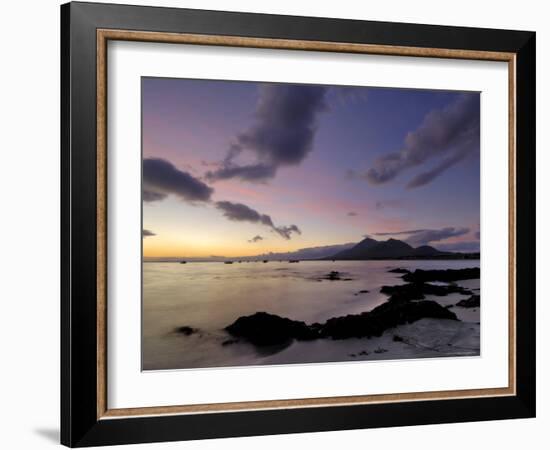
[325,237,479,260]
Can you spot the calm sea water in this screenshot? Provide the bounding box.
[142,260,480,370]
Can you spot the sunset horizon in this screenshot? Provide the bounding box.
[142,77,480,259]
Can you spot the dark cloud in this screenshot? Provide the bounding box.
[207,84,327,182]
[208,163,277,182]
[142,229,156,237]
[143,158,213,203]
[215,201,301,240]
[364,93,480,188]
[274,225,301,240]
[437,241,480,253]
[406,149,470,188]
[374,229,429,236]
[248,235,264,243]
[215,201,273,225]
[143,190,167,202]
[374,227,470,246]
[347,211,358,217]
[406,228,470,246]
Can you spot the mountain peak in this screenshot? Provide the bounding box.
[330,237,444,260]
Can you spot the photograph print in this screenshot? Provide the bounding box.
[142,77,481,371]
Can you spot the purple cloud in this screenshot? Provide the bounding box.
[207,84,328,182]
[143,158,213,203]
[215,201,301,240]
[365,93,480,188]
[374,227,470,246]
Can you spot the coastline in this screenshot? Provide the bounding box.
[143,262,480,371]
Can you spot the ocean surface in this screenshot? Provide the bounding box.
[142,260,480,370]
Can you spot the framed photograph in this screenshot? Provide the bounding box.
[61,2,536,447]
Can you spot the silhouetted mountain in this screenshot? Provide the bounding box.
[330,237,378,259]
[330,237,450,260]
[411,245,442,256]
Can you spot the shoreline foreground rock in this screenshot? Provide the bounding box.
[380,282,473,302]
[225,312,317,346]
[225,300,457,346]
[456,295,480,308]
[402,267,480,283]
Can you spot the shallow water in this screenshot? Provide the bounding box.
[142,260,480,370]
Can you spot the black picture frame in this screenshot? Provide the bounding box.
[61,1,536,447]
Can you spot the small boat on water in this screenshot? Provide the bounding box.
[224,261,234,264]
[179,260,187,264]
[263,260,268,263]
[289,259,300,263]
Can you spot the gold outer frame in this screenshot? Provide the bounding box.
[96,29,516,420]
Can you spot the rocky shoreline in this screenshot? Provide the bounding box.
[216,267,481,348]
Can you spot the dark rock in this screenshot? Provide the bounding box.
[225,312,318,346]
[388,292,421,303]
[388,268,410,274]
[374,347,388,354]
[319,271,352,281]
[380,282,472,303]
[226,300,458,346]
[319,300,458,340]
[422,283,472,296]
[456,295,480,308]
[381,283,425,302]
[175,326,197,336]
[354,290,369,296]
[325,271,342,280]
[221,338,240,346]
[393,334,404,342]
[402,268,480,283]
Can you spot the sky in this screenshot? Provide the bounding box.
[142,77,480,258]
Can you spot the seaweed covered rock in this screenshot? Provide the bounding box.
[456,295,480,308]
[380,283,425,302]
[225,312,318,346]
[319,271,352,281]
[319,300,458,340]
[388,268,410,274]
[175,326,198,336]
[402,268,480,283]
[225,300,459,346]
[380,282,471,303]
